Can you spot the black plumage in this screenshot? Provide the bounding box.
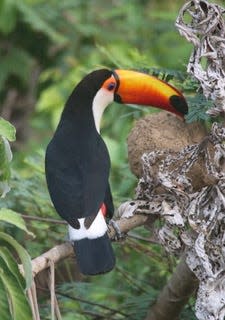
[45,69,115,274]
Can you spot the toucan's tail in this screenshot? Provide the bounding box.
[73,233,115,275]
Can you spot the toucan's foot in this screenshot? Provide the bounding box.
[108,219,126,241]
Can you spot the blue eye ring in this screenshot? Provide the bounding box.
[107,82,116,91]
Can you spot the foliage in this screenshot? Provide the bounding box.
[0,118,15,197]
[0,0,217,319]
[0,117,32,318]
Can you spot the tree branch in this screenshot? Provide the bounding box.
[30,213,148,276]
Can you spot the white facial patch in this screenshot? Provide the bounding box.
[92,88,114,133]
[68,209,108,241]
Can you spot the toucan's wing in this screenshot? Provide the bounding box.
[45,133,110,223]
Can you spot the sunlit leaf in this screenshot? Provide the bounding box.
[0,276,11,320]
[0,208,34,237]
[0,136,13,197]
[0,247,25,290]
[0,118,16,142]
[0,0,17,34]
[0,232,32,289]
[0,258,32,320]
[16,1,67,44]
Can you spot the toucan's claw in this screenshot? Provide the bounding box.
[108,219,126,242]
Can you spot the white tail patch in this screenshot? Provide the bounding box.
[68,209,107,241]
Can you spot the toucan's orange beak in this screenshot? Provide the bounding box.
[113,69,188,119]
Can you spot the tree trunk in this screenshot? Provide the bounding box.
[145,255,199,320]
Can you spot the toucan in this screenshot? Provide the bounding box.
[45,69,188,275]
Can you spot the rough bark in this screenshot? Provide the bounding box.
[145,255,199,320]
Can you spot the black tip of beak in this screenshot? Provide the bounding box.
[169,95,188,116]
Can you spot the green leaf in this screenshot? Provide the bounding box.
[0,136,13,197]
[0,232,32,289]
[0,118,16,142]
[0,258,32,320]
[16,1,66,44]
[0,276,11,320]
[0,0,17,34]
[0,246,25,290]
[0,208,34,237]
[0,48,33,90]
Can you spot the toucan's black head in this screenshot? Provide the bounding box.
[62,69,114,121]
[75,69,113,97]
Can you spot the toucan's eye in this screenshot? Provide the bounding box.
[107,82,116,91]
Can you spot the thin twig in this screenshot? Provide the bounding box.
[79,309,106,319]
[126,237,163,261]
[128,231,159,244]
[37,286,129,318]
[27,287,37,320]
[54,297,62,320]
[116,265,148,294]
[48,260,55,320]
[21,214,66,225]
[27,280,41,320]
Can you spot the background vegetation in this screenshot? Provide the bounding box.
[0,0,222,319]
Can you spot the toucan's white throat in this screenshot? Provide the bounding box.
[92,88,114,133]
